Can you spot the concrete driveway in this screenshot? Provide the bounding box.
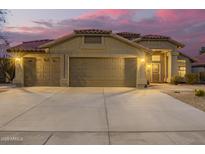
[0,87,205,144]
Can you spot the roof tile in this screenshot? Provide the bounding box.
[7,39,53,52]
[116,32,141,40]
[141,35,170,39]
[193,53,205,66]
[74,29,112,34]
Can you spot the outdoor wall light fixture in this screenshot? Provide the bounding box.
[14,57,21,62]
[147,64,151,68]
[141,58,145,62]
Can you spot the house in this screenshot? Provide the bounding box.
[7,29,194,87]
[192,52,205,82]
[192,52,205,72]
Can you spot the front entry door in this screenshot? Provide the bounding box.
[152,63,160,82]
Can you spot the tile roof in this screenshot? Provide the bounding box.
[74,29,112,34]
[134,34,184,48]
[40,30,151,53]
[116,32,141,40]
[141,34,170,39]
[7,39,53,52]
[192,53,205,66]
[178,51,196,62]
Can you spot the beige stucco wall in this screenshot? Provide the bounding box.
[49,36,145,57]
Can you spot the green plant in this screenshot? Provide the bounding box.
[195,89,205,97]
[185,73,199,84]
[0,58,15,83]
[171,75,184,85]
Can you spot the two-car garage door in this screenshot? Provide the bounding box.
[69,57,137,87]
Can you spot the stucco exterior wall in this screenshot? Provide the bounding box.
[49,36,144,57]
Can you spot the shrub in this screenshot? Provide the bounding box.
[171,75,184,85]
[0,58,15,83]
[185,73,199,84]
[195,89,205,97]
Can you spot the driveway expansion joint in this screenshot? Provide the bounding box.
[102,88,111,145]
[43,132,53,145]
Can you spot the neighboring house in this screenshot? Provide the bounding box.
[7,29,194,87]
[192,52,205,82]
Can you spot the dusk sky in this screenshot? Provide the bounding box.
[3,9,205,57]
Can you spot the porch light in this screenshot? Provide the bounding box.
[14,57,21,62]
[141,58,145,62]
[147,64,151,68]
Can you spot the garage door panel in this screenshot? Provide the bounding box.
[24,58,37,86]
[69,57,136,87]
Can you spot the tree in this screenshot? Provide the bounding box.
[0,10,14,83]
[0,10,9,45]
[0,58,15,82]
[0,9,9,57]
[199,47,205,55]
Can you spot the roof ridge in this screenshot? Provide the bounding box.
[74,29,112,34]
[142,34,170,39]
[23,39,54,43]
[117,32,140,35]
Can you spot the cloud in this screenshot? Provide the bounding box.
[77,10,136,20]
[5,26,48,33]
[3,9,205,57]
[33,20,54,28]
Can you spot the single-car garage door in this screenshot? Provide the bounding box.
[69,57,137,87]
[24,57,60,86]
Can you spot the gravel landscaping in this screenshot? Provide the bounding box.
[162,89,205,112]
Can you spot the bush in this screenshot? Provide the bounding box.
[195,89,205,97]
[185,73,199,84]
[171,75,184,85]
[0,58,15,83]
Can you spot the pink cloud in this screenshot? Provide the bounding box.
[5,26,48,33]
[156,10,205,27]
[77,10,135,20]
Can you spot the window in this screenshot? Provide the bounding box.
[84,36,102,44]
[177,60,186,63]
[152,55,160,61]
[178,59,186,77]
[178,66,186,77]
